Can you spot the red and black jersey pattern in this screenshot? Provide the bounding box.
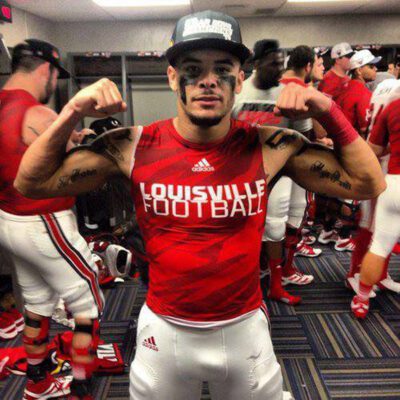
[131,119,267,322]
[369,98,400,174]
[0,89,74,215]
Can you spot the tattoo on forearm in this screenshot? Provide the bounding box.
[310,161,352,190]
[28,126,41,137]
[57,168,97,189]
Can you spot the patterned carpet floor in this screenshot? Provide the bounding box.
[1,244,400,400]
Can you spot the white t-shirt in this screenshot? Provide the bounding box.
[367,78,400,135]
[233,72,313,133]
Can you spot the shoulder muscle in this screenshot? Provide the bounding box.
[22,105,58,145]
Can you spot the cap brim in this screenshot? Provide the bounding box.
[342,51,355,58]
[166,38,251,66]
[370,56,382,64]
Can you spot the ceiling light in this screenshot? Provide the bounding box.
[93,0,190,7]
[288,0,361,2]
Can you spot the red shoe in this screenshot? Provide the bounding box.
[0,312,18,340]
[295,240,322,258]
[268,288,301,305]
[3,308,24,333]
[318,229,338,244]
[334,237,355,252]
[351,295,369,319]
[23,374,72,399]
[282,271,314,286]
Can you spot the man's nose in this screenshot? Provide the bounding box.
[198,71,218,89]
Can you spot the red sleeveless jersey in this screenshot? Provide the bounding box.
[0,89,74,215]
[131,118,267,322]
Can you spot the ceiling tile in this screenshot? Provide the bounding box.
[276,1,368,17]
[6,0,400,21]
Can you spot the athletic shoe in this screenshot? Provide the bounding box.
[345,273,376,298]
[351,295,369,319]
[318,229,338,244]
[334,237,355,252]
[267,288,301,305]
[377,275,400,294]
[295,240,322,258]
[282,271,314,286]
[3,308,24,333]
[23,374,72,399]
[0,312,18,340]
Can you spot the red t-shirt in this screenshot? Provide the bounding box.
[131,119,267,322]
[336,80,372,133]
[369,98,400,174]
[0,89,74,215]
[318,69,350,102]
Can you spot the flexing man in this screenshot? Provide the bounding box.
[15,11,385,400]
[0,39,103,400]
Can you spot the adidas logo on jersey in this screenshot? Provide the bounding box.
[192,158,215,172]
[142,336,159,352]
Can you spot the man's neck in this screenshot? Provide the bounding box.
[254,71,276,91]
[281,70,305,82]
[2,73,41,101]
[331,64,347,78]
[174,110,231,144]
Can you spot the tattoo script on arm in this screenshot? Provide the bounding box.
[309,161,352,191]
[57,168,98,189]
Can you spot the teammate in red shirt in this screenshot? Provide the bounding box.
[318,42,354,102]
[0,39,103,400]
[352,96,400,318]
[337,49,381,137]
[15,11,385,400]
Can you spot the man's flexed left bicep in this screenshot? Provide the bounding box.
[283,139,386,200]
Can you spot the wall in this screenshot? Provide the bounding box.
[0,7,54,47]
[51,14,400,54]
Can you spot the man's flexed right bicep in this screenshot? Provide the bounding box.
[14,78,128,199]
[15,149,120,199]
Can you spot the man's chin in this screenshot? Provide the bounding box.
[187,112,224,128]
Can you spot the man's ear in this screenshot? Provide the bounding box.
[35,62,50,78]
[235,70,245,95]
[167,65,178,92]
